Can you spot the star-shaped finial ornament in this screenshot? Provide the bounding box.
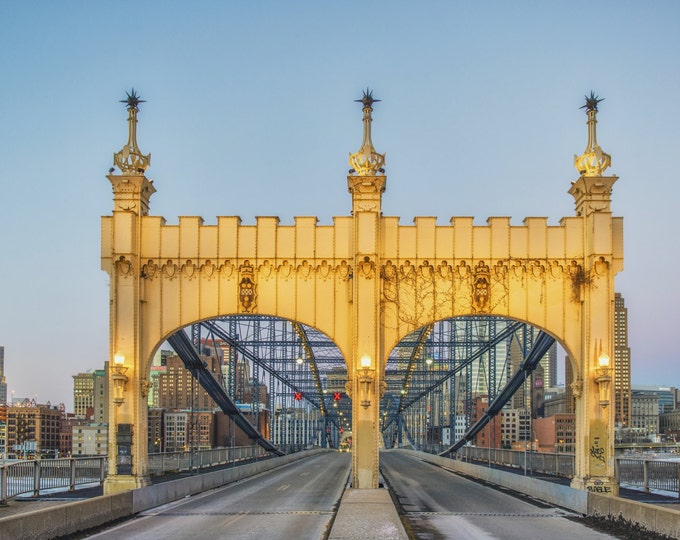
[120,88,146,111]
[355,88,380,108]
[580,91,604,112]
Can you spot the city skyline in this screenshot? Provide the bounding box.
[1,2,679,410]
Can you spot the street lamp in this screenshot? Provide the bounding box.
[111,352,129,406]
[359,354,374,409]
[595,347,612,409]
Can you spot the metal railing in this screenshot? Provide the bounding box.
[617,457,680,497]
[1,446,271,504]
[456,446,680,497]
[0,457,106,504]
[147,445,268,475]
[457,446,575,477]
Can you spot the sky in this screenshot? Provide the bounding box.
[1,1,679,411]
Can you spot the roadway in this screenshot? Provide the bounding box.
[88,452,351,540]
[380,451,618,540]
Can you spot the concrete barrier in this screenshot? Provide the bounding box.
[0,492,132,540]
[588,492,680,539]
[0,449,326,540]
[394,450,680,539]
[394,449,588,514]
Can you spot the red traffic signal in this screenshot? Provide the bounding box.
[333,392,342,401]
[294,392,302,401]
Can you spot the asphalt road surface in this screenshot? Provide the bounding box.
[87,452,351,540]
[380,451,618,539]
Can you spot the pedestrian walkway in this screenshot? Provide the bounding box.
[328,488,408,540]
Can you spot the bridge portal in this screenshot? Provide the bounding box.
[102,89,621,493]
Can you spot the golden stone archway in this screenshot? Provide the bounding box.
[102,89,621,495]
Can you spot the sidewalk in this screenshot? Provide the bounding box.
[328,488,408,540]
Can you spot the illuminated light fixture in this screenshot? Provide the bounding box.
[425,357,433,366]
[358,354,375,409]
[594,341,612,408]
[296,356,304,366]
[111,352,129,406]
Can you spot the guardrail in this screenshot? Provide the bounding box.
[1,446,272,505]
[456,446,680,497]
[0,457,106,504]
[617,457,680,497]
[147,445,268,475]
[457,446,574,477]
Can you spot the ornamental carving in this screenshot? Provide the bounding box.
[382,261,397,280]
[298,260,313,280]
[400,260,415,279]
[359,256,375,279]
[222,260,235,279]
[238,262,257,313]
[530,260,545,279]
[317,260,332,280]
[259,260,274,280]
[494,260,508,279]
[456,261,470,279]
[438,261,452,279]
[162,260,178,279]
[472,260,490,312]
[141,260,158,279]
[419,260,434,279]
[115,256,133,277]
[594,256,608,276]
[182,260,198,279]
[550,261,563,279]
[336,261,351,280]
[278,260,293,280]
[202,260,216,279]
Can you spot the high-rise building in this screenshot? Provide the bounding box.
[157,354,223,410]
[73,370,107,420]
[541,342,558,390]
[0,346,7,405]
[0,405,7,458]
[614,293,632,427]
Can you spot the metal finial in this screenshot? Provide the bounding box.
[574,91,610,176]
[354,88,381,109]
[120,88,146,111]
[349,88,385,176]
[113,88,150,174]
[580,91,604,112]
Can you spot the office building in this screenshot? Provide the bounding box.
[614,293,632,427]
[0,346,6,405]
[6,403,62,459]
[72,424,108,456]
[73,369,107,421]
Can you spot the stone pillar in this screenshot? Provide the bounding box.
[346,89,386,488]
[348,174,385,488]
[568,174,619,496]
[103,91,154,494]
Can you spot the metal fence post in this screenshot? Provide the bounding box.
[69,459,76,491]
[643,459,649,493]
[0,466,7,506]
[33,460,40,497]
[100,457,106,485]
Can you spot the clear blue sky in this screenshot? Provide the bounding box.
[1,1,678,410]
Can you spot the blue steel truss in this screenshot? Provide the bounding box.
[166,315,554,457]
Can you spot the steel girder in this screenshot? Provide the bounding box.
[168,315,555,456]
